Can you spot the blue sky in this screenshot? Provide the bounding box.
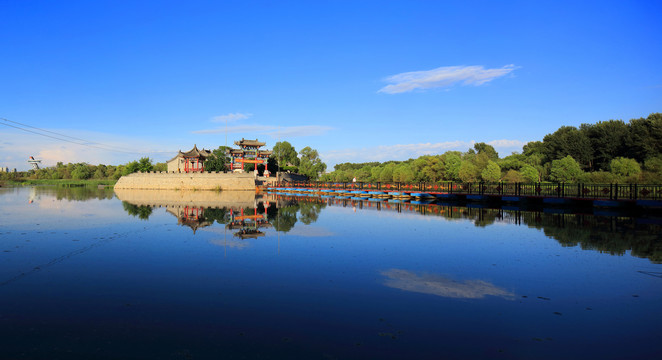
[1,0,660,171]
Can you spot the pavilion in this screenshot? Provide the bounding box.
[166,145,213,173]
[226,138,272,174]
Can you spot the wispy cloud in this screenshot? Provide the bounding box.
[193,125,276,134]
[378,65,517,94]
[381,269,515,300]
[211,112,253,123]
[0,128,174,171]
[487,139,526,148]
[265,125,333,138]
[193,124,333,138]
[322,141,472,164]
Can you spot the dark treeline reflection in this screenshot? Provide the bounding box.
[122,202,153,220]
[30,185,115,201]
[276,195,662,263]
[117,192,661,263]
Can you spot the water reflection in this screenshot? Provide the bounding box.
[269,193,662,263]
[1,187,661,359]
[113,189,662,262]
[381,269,516,300]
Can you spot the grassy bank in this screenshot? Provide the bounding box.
[2,179,117,187]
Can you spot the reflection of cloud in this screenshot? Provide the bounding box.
[379,65,517,94]
[381,269,515,300]
[0,189,128,230]
[208,239,250,249]
[284,225,334,237]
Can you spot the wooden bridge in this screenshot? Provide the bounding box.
[266,181,662,209]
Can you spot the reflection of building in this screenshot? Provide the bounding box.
[166,206,213,233]
[167,145,213,173]
[226,139,272,173]
[226,207,272,239]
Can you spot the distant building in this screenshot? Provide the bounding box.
[226,138,272,174]
[167,145,213,173]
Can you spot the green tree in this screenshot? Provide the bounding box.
[298,146,326,180]
[205,146,231,172]
[379,164,394,182]
[71,163,92,180]
[442,152,462,181]
[549,156,584,182]
[123,161,140,175]
[153,162,167,172]
[271,141,299,168]
[519,164,539,183]
[581,120,628,171]
[393,163,415,182]
[458,161,479,182]
[610,157,641,177]
[502,169,524,183]
[474,142,499,160]
[480,161,501,182]
[624,113,662,163]
[137,157,154,172]
[543,126,593,169]
[644,156,662,174]
[93,165,107,179]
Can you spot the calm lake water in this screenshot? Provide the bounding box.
[1,186,661,359]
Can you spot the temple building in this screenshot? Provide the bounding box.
[167,145,213,173]
[226,138,272,174]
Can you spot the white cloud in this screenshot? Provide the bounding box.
[265,125,333,138]
[193,124,276,134]
[0,128,174,171]
[487,139,526,148]
[378,65,517,94]
[193,124,333,138]
[322,141,472,164]
[211,113,253,123]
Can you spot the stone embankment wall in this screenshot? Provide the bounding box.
[114,188,256,208]
[114,172,255,191]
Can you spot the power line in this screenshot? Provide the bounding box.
[0,118,170,155]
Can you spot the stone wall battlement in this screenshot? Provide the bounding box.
[114,172,255,191]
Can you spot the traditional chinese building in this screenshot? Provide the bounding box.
[226,138,272,174]
[167,145,213,173]
[166,206,212,234]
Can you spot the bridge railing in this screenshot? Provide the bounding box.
[269,181,662,201]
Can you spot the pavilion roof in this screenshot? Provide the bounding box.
[234,138,266,147]
[168,145,212,162]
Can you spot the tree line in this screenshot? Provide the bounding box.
[0,158,167,181]
[321,113,662,184]
[2,142,328,182]
[3,112,658,184]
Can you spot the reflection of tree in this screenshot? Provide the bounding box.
[122,201,153,220]
[271,206,298,232]
[530,213,662,263]
[35,186,115,201]
[264,197,328,232]
[298,202,324,224]
[204,207,229,225]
